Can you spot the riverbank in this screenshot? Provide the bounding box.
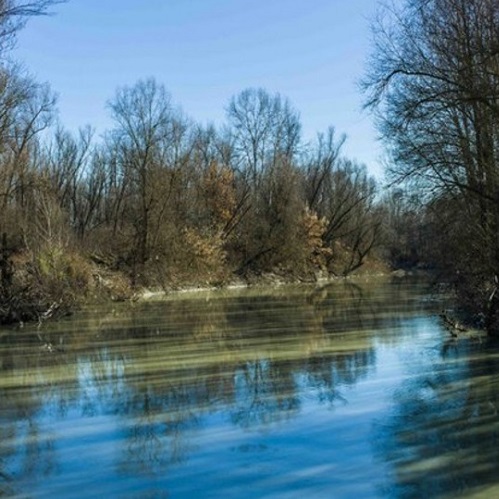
[0,245,391,326]
[134,254,397,301]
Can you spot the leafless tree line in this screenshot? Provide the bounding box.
[2,77,381,281]
[0,0,382,322]
[364,0,499,332]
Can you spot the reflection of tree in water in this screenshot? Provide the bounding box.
[118,389,199,476]
[231,358,300,428]
[0,422,16,496]
[116,357,236,475]
[305,348,376,406]
[0,405,59,494]
[374,338,499,498]
[0,277,438,492]
[230,346,378,427]
[0,329,81,492]
[310,278,435,344]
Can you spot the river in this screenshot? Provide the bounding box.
[1,276,498,498]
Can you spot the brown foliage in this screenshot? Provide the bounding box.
[181,227,228,284]
[202,161,236,229]
[300,208,332,270]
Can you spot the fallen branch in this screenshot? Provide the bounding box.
[440,310,468,336]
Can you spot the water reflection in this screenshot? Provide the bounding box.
[375,336,499,498]
[0,276,475,497]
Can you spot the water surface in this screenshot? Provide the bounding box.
[1,277,498,498]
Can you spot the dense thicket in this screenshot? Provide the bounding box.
[0,2,383,323]
[16,82,380,280]
[364,0,499,333]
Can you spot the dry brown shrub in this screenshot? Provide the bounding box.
[301,208,332,270]
[202,161,236,228]
[181,227,228,284]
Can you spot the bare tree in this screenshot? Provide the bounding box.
[0,0,64,56]
[227,88,301,188]
[304,126,345,212]
[0,65,56,245]
[107,78,191,275]
[364,0,499,330]
[304,130,380,274]
[225,89,306,272]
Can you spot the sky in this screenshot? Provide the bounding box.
[13,0,386,177]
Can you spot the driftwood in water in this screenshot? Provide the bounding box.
[440,311,468,337]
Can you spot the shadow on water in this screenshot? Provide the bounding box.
[1,276,474,497]
[374,335,499,498]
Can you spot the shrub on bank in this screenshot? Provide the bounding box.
[0,245,93,325]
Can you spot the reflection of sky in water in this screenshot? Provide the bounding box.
[1,280,498,497]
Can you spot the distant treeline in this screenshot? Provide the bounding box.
[0,2,389,323]
[0,77,383,311]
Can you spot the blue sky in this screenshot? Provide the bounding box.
[14,0,385,176]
